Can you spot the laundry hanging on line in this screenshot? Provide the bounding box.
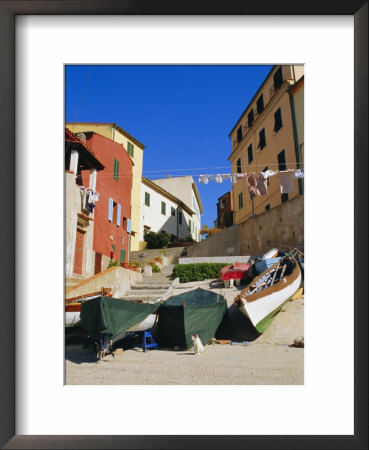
[197,168,304,197]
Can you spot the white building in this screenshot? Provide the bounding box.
[140,177,203,245]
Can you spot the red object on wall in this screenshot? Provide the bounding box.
[80,132,133,262]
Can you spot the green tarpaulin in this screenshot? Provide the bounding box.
[80,297,159,340]
[157,288,227,349]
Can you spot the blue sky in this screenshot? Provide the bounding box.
[65,65,272,229]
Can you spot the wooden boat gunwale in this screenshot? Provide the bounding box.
[235,257,301,304]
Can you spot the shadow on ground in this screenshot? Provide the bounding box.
[215,305,261,342]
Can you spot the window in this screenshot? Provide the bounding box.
[171,206,175,216]
[273,66,283,90]
[112,202,117,223]
[237,158,242,174]
[161,201,166,215]
[108,198,114,221]
[220,199,225,209]
[238,192,244,209]
[126,218,132,233]
[248,144,253,164]
[127,141,134,158]
[274,108,282,133]
[113,158,119,180]
[178,211,182,225]
[258,128,266,150]
[247,109,254,128]
[117,204,121,226]
[236,125,243,143]
[188,219,192,232]
[144,192,150,207]
[281,193,289,203]
[265,204,271,211]
[277,149,287,171]
[256,94,264,114]
[120,249,126,264]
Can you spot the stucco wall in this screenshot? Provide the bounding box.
[65,171,95,278]
[80,133,133,263]
[183,196,304,258]
[238,195,304,255]
[66,123,144,252]
[186,225,241,257]
[151,176,201,241]
[65,266,142,300]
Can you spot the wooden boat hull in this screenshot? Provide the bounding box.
[65,311,81,327]
[126,313,157,332]
[235,258,301,333]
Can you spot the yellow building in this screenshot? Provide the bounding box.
[228,65,304,224]
[66,122,145,251]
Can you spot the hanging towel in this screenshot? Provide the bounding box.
[231,174,237,184]
[247,174,258,196]
[295,169,304,178]
[198,175,209,184]
[256,173,268,195]
[222,174,232,181]
[237,173,247,178]
[215,174,223,183]
[279,170,296,193]
[262,170,277,179]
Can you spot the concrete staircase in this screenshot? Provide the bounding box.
[66,274,86,288]
[120,264,176,302]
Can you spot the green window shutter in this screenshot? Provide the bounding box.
[178,211,182,225]
[145,192,150,207]
[113,158,119,180]
[188,219,191,231]
[171,207,175,216]
[120,249,126,264]
[161,201,166,215]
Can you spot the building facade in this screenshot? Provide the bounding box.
[140,178,199,245]
[216,190,234,229]
[65,129,104,279]
[77,132,134,273]
[228,65,304,225]
[150,176,203,242]
[66,122,145,252]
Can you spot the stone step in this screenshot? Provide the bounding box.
[126,289,168,297]
[134,279,171,285]
[131,284,171,290]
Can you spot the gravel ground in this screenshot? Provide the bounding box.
[65,279,304,385]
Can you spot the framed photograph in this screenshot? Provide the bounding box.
[0,1,367,448]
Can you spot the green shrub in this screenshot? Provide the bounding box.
[172,263,229,283]
[144,231,172,249]
[107,259,118,269]
[152,263,161,273]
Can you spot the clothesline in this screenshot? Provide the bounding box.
[198,168,304,183]
[198,169,304,195]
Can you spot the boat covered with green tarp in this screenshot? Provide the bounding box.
[80,296,159,341]
[156,288,228,349]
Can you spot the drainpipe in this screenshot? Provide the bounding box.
[176,202,180,240]
[289,92,303,195]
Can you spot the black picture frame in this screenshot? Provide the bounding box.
[0,1,367,449]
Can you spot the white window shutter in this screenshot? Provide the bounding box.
[108,198,113,221]
[117,204,121,226]
[127,219,132,233]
